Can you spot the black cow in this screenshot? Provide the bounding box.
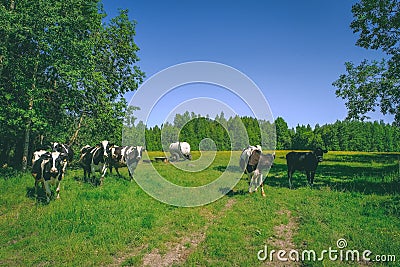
[239,146,275,196]
[109,146,144,180]
[286,148,328,188]
[52,142,74,179]
[79,140,113,185]
[31,151,63,203]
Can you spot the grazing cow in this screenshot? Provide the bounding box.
[51,142,74,179]
[239,145,275,196]
[286,148,328,188]
[169,141,191,161]
[31,151,63,203]
[109,146,144,180]
[79,141,113,185]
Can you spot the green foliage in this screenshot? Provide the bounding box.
[333,0,400,125]
[127,112,400,152]
[0,0,144,167]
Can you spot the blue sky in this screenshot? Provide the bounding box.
[101,0,394,128]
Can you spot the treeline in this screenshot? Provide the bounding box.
[124,111,400,152]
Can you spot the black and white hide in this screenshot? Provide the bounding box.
[31,151,63,203]
[79,141,113,185]
[109,146,144,180]
[240,146,275,196]
[52,142,74,179]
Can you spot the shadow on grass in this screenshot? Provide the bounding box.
[265,162,399,195]
[25,186,52,204]
[325,153,400,164]
[215,161,399,196]
[213,165,243,172]
[73,175,103,186]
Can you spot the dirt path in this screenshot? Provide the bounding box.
[111,198,236,267]
[142,198,236,267]
[263,209,300,266]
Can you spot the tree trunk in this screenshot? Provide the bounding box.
[22,54,39,171]
[69,114,85,146]
[21,98,33,171]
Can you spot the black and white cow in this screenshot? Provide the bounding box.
[286,148,328,188]
[109,146,144,180]
[79,140,113,185]
[31,151,63,203]
[52,142,74,179]
[239,146,275,197]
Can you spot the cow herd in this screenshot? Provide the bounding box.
[31,141,144,202]
[31,140,328,202]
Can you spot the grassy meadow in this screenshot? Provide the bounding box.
[0,151,399,266]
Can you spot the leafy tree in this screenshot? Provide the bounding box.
[0,1,144,169]
[333,0,400,125]
[274,117,291,149]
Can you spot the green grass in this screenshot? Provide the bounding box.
[0,151,399,266]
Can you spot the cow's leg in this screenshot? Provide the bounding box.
[43,180,51,203]
[306,171,311,186]
[254,171,262,192]
[248,173,254,193]
[115,167,121,177]
[258,174,266,197]
[91,164,96,184]
[32,173,38,197]
[260,182,265,197]
[109,165,113,174]
[61,160,67,180]
[100,163,108,186]
[288,169,294,189]
[34,180,38,197]
[310,171,315,187]
[55,175,62,199]
[128,169,133,181]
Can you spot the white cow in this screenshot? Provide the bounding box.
[169,141,192,161]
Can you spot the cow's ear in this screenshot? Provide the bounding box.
[324,150,328,153]
[109,143,114,148]
[96,143,101,147]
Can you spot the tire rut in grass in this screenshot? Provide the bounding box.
[264,209,300,266]
[141,198,236,267]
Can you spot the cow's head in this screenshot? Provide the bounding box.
[126,146,144,161]
[313,148,328,162]
[45,151,62,176]
[52,142,61,152]
[135,146,144,160]
[98,140,113,158]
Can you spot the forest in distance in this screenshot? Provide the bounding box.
[124,111,400,152]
